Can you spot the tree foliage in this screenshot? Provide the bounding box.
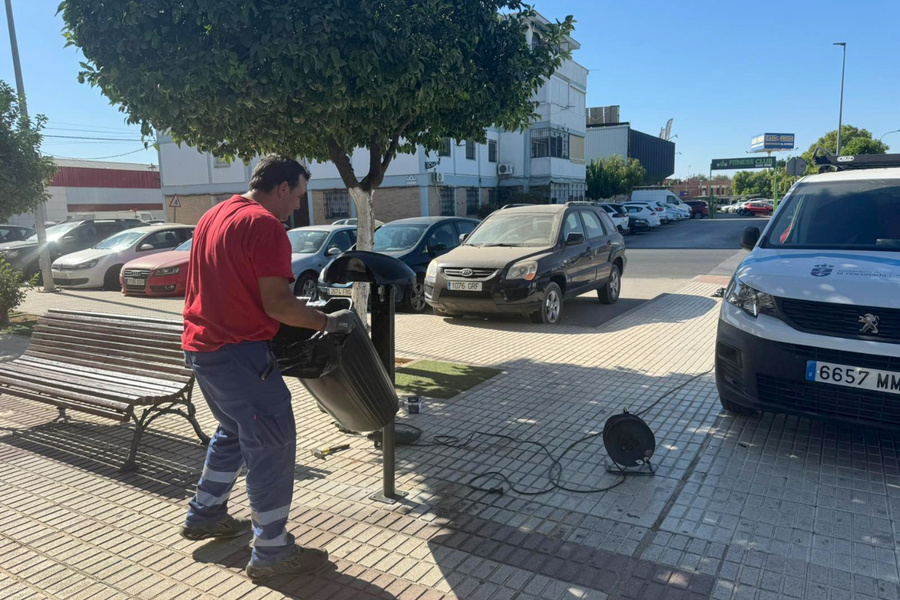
[731,167,794,197]
[0,81,56,221]
[0,258,33,327]
[586,155,646,199]
[801,125,888,174]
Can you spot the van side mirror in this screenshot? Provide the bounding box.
[740,227,760,250]
[566,232,585,246]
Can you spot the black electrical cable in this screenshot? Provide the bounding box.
[383,368,714,496]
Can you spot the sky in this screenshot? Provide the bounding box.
[1,1,899,179]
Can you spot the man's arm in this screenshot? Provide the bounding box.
[259,277,328,330]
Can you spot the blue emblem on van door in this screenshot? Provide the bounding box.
[811,264,834,277]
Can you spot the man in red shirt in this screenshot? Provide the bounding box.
[178,155,354,581]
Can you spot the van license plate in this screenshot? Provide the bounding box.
[806,361,900,395]
[448,281,482,292]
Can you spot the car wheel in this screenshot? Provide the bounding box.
[598,265,621,304]
[691,212,699,219]
[530,282,563,324]
[293,273,318,299]
[719,395,759,416]
[400,276,428,313]
[104,266,123,291]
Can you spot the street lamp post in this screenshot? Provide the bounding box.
[879,130,900,143]
[4,0,55,291]
[834,42,846,156]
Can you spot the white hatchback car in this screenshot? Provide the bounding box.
[51,224,194,289]
[716,150,900,428]
[622,203,661,229]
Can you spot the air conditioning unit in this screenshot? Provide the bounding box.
[497,163,514,176]
[431,171,445,184]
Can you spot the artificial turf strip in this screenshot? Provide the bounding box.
[394,360,502,399]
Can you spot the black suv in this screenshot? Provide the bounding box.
[0,219,142,277]
[424,203,626,324]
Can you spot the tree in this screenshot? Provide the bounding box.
[801,125,888,174]
[61,1,574,310]
[732,167,794,197]
[0,81,56,221]
[586,155,646,199]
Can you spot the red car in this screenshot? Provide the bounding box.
[742,201,773,216]
[120,238,191,296]
[684,200,709,218]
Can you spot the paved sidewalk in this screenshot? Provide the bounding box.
[1,272,899,599]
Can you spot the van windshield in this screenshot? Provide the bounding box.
[763,180,900,251]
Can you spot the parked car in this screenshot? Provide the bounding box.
[739,201,774,216]
[626,200,670,224]
[0,218,142,278]
[51,224,194,289]
[0,225,35,244]
[716,150,900,428]
[684,200,710,219]
[331,217,385,228]
[120,238,192,297]
[288,224,357,298]
[622,203,661,230]
[425,203,626,324]
[597,203,631,235]
[632,188,690,219]
[318,216,479,313]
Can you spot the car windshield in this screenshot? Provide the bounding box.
[373,225,428,252]
[465,213,557,247]
[25,221,81,243]
[763,180,900,251]
[175,238,192,251]
[94,230,144,250]
[287,229,328,254]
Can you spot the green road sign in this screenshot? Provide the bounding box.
[710,157,776,170]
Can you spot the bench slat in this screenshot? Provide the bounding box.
[26,341,187,376]
[45,309,185,331]
[0,375,134,413]
[30,332,185,361]
[0,388,129,421]
[23,349,193,382]
[15,356,187,393]
[35,322,183,351]
[0,362,178,399]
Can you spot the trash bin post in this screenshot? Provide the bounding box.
[370,284,406,503]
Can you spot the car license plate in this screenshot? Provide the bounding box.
[447,281,482,292]
[125,277,146,286]
[327,287,353,297]
[805,361,900,395]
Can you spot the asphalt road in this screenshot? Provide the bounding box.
[556,213,768,327]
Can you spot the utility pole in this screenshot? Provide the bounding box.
[4,0,55,291]
[834,42,846,156]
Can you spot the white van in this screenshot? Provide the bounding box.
[630,188,691,219]
[716,150,900,428]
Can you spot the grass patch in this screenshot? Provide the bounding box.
[395,360,502,399]
[1,312,39,337]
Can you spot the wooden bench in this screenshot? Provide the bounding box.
[0,309,207,471]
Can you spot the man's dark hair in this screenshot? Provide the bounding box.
[249,154,311,193]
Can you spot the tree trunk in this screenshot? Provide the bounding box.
[0,309,9,328]
[347,186,375,322]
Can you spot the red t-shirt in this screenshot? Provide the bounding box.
[182,195,295,352]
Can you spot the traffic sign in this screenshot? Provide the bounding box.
[785,157,807,176]
[710,157,776,170]
[169,195,181,208]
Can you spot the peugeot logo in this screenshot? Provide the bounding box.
[859,313,880,334]
[461,268,474,277]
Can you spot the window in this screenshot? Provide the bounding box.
[427,223,459,251]
[580,210,606,239]
[466,140,476,160]
[440,187,456,216]
[439,138,452,157]
[531,128,569,159]
[562,211,585,241]
[457,220,477,236]
[213,156,230,168]
[569,135,585,162]
[328,231,354,253]
[143,229,182,250]
[466,188,479,215]
[488,140,497,163]
[487,188,498,206]
[325,190,350,219]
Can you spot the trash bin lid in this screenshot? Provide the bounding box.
[320,250,416,286]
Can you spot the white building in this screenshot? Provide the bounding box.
[157,14,587,226]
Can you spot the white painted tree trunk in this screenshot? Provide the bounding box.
[348,186,374,322]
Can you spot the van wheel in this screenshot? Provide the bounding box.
[531,282,563,324]
[104,266,123,291]
[598,266,621,304]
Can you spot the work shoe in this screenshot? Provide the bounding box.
[179,515,252,541]
[246,545,330,581]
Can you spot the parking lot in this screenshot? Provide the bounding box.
[1,215,899,600]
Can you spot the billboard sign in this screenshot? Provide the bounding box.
[750,133,795,152]
[711,157,776,170]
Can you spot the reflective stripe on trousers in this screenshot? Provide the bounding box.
[184,341,297,567]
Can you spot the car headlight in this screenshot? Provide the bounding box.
[154,266,181,276]
[69,259,99,270]
[506,260,538,281]
[726,277,776,318]
[425,260,438,279]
